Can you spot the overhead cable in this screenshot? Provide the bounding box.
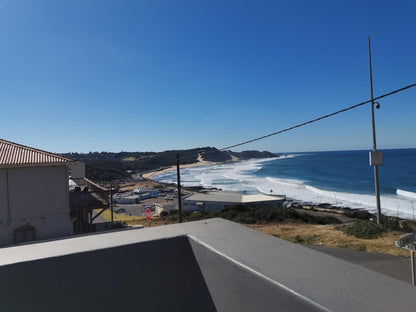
[180,83,416,161]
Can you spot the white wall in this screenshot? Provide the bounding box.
[183,199,284,212]
[155,203,176,215]
[0,171,9,224]
[67,162,85,179]
[0,165,72,246]
[183,200,228,211]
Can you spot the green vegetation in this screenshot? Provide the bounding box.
[338,243,367,251]
[340,208,374,220]
[292,234,320,245]
[159,204,342,225]
[62,147,276,182]
[341,216,405,239]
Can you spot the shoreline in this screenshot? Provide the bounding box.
[141,155,280,180]
[141,167,416,221]
[141,159,219,179]
[137,154,415,221]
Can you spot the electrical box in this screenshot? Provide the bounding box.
[369,151,383,166]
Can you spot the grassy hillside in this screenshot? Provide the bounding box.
[63,147,276,182]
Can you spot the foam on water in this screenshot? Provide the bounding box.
[153,156,416,220]
[397,189,416,200]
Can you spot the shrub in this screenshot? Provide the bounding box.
[159,211,169,217]
[293,234,319,245]
[343,221,385,239]
[342,216,403,239]
[342,209,374,220]
[158,204,342,225]
[188,211,210,221]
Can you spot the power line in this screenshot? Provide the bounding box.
[180,83,416,161]
[218,83,416,151]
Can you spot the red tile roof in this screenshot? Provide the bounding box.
[0,139,74,167]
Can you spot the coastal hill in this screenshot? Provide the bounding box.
[63,147,276,182]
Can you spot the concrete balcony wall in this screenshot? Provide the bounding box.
[189,237,323,311]
[0,236,218,312]
[0,219,414,312]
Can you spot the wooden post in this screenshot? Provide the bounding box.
[110,184,114,223]
[176,152,183,223]
[411,250,415,286]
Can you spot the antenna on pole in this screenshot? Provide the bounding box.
[368,36,383,224]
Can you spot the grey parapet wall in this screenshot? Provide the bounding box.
[0,219,414,312]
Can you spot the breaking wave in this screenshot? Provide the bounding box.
[397,189,416,200]
[153,156,416,220]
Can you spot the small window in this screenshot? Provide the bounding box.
[14,224,36,244]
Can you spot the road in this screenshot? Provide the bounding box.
[308,245,413,284]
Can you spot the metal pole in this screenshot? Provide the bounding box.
[411,250,415,286]
[110,184,114,223]
[176,152,183,223]
[368,37,382,224]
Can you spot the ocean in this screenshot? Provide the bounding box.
[153,149,416,220]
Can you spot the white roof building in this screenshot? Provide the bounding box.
[182,191,285,211]
[132,187,159,195]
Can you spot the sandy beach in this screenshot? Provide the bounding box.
[141,155,218,179]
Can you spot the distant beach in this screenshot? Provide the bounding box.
[141,155,218,179]
[152,149,416,220]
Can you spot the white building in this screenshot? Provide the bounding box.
[0,139,81,246]
[113,194,141,204]
[181,191,286,211]
[113,187,159,204]
[155,203,176,216]
[132,188,159,196]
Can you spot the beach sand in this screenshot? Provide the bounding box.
[118,155,219,192]
[141,155,218,179]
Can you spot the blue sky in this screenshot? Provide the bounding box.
[0,0,415,153]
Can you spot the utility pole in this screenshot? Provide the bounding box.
[110,183,114,223]
[176,152,183,223]
[368,37,383,224]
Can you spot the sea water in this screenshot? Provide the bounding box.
[153,149,416,220]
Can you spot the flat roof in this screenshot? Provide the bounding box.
[184,191,285,203]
